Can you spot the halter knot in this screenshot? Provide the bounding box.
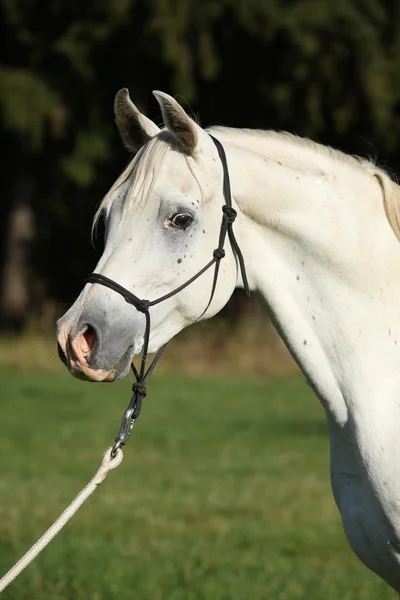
[213,248,226,260]
[133,299,150,313]
[222,206,237,223]
[132,382,147,398]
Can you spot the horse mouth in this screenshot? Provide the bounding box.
[58,335,135,383]
[82,344,135,382]
[109,345,135,380]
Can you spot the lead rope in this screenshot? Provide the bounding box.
[0,447,123,594]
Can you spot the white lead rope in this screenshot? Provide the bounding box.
[0,446,123,594]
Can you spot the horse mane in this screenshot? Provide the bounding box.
[209,126,400,241]
[95,124,400,242]
[373,169,400,241]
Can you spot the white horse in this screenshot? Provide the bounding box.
[57,88,400,593]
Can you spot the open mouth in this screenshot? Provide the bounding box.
[81,342,135,382]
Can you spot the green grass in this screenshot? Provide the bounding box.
[0,370,394,600]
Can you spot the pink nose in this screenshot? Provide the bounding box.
[79,325,97,355]
[69,325,96,367]
[58,325,114,381]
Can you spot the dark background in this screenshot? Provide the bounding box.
[1,0,400,332]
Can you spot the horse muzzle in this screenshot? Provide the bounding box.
[56,298,138,382]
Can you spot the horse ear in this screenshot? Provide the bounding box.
[152,91,199,155]
[114,88,160,152]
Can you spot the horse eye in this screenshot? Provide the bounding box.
[171,213,194,229]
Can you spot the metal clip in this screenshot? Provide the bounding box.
[111,405,136,457]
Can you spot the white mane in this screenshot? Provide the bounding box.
[209,126,379,176]
[209,127,400,241]
[96,126,400,241]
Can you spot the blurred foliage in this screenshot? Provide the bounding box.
[0,0,400,325]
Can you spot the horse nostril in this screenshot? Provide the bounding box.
[81,325,97,355]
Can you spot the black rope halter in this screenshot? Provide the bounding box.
[85,135,250,456]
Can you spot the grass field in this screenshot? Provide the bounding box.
[0,369,395,599]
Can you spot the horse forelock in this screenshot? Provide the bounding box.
[92,130,179,235]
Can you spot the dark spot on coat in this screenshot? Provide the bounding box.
[296,275,300,281]
[303,340,308,345]
[177,258,182,264]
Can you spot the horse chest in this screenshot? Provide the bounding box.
[328,424,400,592]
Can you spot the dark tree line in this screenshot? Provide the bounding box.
[1,0,400,331]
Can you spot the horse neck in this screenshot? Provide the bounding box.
[218,131,400,425]
[215,132,400,579]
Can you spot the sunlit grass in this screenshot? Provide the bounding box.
[0,370,394,599]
